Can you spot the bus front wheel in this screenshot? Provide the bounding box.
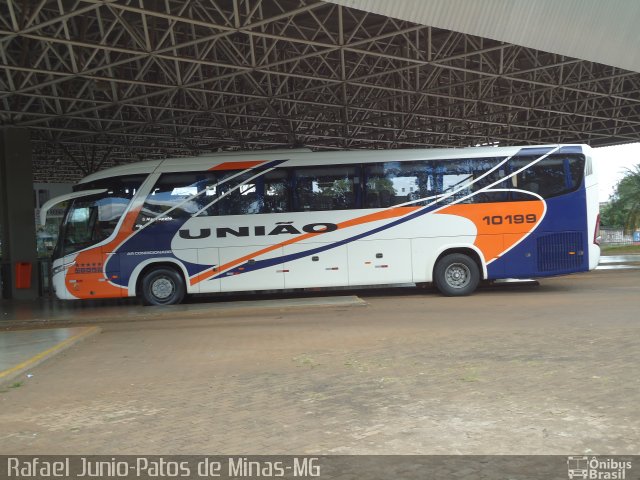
[434,253,480,296]
[141,267,186,306]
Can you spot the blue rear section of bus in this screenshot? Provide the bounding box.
[488,186,589,279]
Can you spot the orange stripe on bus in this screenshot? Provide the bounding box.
[208,161,265,171]
[190,206,421,286]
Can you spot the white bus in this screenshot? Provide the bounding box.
[41,144,600,305]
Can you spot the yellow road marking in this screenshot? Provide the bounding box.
[0,326,100,380]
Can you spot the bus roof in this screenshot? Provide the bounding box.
[78,144,590,184]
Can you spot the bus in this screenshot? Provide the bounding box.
[40,144,600,305]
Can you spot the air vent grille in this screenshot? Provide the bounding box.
[537,232,584,272]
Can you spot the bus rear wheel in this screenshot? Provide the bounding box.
[141,267,186,306]
[434,253,480,296]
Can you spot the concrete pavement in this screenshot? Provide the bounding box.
[0,268,638,455]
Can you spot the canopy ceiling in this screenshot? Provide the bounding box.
[0,0,639,182]
[328,0,640,74]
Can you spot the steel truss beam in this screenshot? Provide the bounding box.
[1,0,639,182]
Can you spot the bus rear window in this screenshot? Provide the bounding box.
[511,154,585,199]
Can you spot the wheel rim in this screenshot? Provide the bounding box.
[444,262,471,289]
[151,276,174,299]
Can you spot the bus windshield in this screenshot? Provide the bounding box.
[56,175,145,256]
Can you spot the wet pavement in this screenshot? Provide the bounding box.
[597,254,640,270]
[0,327,89,371]
[0,295,366,328]
[0,326,99,386]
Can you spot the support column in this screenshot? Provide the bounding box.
[0,128,38,300]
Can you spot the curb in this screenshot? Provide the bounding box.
[0,326,101,387]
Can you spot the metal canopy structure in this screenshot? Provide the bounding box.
[1,0,640,182]
[330,0,640,74]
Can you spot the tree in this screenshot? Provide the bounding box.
[601,164,640,233]
[600,200,625,229]
[367,177,395,194]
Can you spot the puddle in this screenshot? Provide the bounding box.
[599,255,640,264]
[596,265,640,270]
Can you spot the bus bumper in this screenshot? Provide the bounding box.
[51,261,79,300]
[589,243,601,271]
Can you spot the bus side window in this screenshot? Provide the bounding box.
[365,161,432,207]
[261,170,290,213]
[293,166,359,211]
[208,169,290,216]
[95,196,130,239]
[138,172,217,224]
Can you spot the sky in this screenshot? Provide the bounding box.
[594,143,640,201]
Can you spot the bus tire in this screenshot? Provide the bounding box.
[141,267,186,306]
[433,253,480,296]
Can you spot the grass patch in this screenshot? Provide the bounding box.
[458,367,481,383]
[600,244,640,255]
[292,354,320,369]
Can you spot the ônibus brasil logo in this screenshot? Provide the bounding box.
[567,456,632,479]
